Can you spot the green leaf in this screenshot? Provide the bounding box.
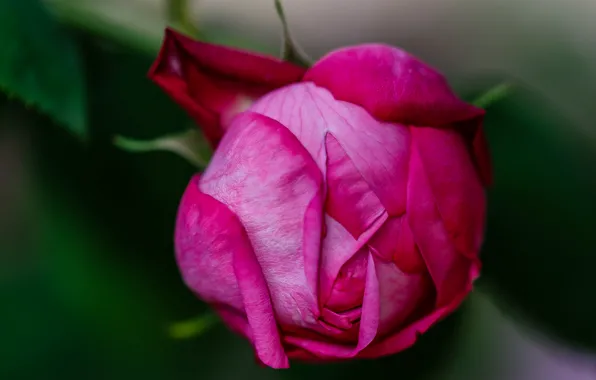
[274,0,313,67]
[479,86,596,351]
[114,129,210,169]
[0,0,86,138]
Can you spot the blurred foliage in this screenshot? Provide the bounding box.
[0,0,86,138]
[1,0,596,379]
[476,84,596,350]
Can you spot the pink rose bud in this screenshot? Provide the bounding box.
[152,29,491,369]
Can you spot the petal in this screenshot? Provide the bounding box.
[368,215,426,274]
[304,44,484,127]
[174,176,288,368]
[324,249,368,313]
[407,138,478,306]
[251,82,410,216]
[373,259,433,336]
[149,28,305,146]
[472,126,493,186]
[174,175,243,310]
[284,252,380,359]
[411,127,486,260]
[200,112,324,330]
[320,214,387,308]
[360,261,479,358]
[325,133,385,238]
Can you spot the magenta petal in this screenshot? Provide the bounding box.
[472,126,493,186]
[411,127,486,260]
[320,214,387,308]
[285,252,380,359]
[149,28,305,146]
[233,227,290,369]
[303,191,324,299]
[368,215,426,274]
[200,112,324,330]
[251,83,410,216]
[325,249,368,313]
[175,175,243,311]
[304,44,484,127]
[373,259,432,336]
[325,133,386,238]
[361,261,479,358]
[406,139,475,306]
[174,177,288,368]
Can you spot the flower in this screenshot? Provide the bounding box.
[152,28,491,369]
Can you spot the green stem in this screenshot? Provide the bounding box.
[274,0,312,67]
[166,0,199,37]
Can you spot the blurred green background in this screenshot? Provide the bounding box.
[1,0,595,379]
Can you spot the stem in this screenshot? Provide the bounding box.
[274,0,312,67]
[166,0,199,37]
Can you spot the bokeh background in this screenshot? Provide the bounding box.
[1,0,595,379]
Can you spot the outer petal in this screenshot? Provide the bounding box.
[472,126,493,186]
[373,259,433,337]
[406,136,480,307]
[360,260,478,358]
[174,176,288,368]
[200,112,324,330]
[304,44,484,127]
[251,83,410,216]
[410,127,486,260]
[149,28,305,146]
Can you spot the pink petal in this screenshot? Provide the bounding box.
[472,126,493,186]
[410,127,486,260]
[406,138,477,306]
[319,214,387,309]
[368,215,426,274]
[200,112,324,330]
[324,249,368,313]
[175,175,243,310]
[304,44,484,127]
[174,176,288,368]
[360,261,479,358]
[373,259,433,336]
[251,82,410,216]
[149,28,305,146]
[284,252,380,359]
[325,133,386,238]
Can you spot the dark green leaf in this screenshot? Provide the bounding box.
[479,86,596,350]
[0,0,86,138]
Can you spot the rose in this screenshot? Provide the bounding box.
[151,29,491,369]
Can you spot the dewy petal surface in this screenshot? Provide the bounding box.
[304,44,484,127]
[149,28,305,146]
[200,112,324,330]
[174,176,288,368]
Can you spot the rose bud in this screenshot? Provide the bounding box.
[153,29,491,369]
